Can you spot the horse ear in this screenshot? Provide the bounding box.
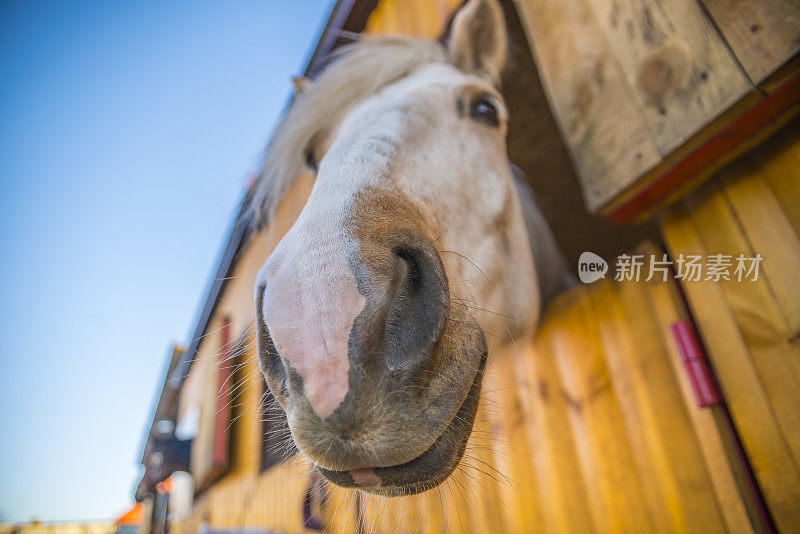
[291,76,312,96]
[446,0,508,85]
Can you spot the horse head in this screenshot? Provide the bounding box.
[250,0,567,495]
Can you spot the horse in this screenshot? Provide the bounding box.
[248,0,571,496]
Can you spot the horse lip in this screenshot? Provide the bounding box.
[315,349,487,495]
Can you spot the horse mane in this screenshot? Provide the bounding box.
[247,36,447,229]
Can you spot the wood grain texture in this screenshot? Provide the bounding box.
[646,278,754,534]
[513,0,799,219]
[173,268,757,532]
[190,322,226,493]
[686,181,800,467]
[513,0,662,211]
[482,351,544,533]
[757,117,800,237]
[551,287,655,532]
[365,0,452,37]
[716,121,800,338]
[595,275,727,532]
[721,171,800,335]
[322,485,360,534]
[517,323,596,533]
[699,0,800,87]
[660,202,800,533]
[590,0,752,155]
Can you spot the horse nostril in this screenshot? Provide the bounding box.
[384,242,448,371]
[256,287,290,396]
[260,323,291,392]
[394,246,423,294]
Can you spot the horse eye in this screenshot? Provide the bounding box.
[470,97,499,127]
[305,150,318,172]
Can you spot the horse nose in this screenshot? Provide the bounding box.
[258,224,448,420]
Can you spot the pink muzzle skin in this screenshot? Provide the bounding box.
[350,467,382,488]
[260,235,366,420]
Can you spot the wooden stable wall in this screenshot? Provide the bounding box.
[661,120,800,533]
[513,0,800,218]
[365,0,461,36]
[171,456,315,534]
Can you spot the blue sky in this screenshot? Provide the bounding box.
[0,0,333,522]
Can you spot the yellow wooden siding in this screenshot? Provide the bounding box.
[170,456,318,534]
[660,122,800,533]
[365,0,461,38]
[190,321,223,488]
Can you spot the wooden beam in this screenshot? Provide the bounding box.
[589,0,752,155]
[698,0,800,89]
[609,72,800,222]
[513,0,662,211]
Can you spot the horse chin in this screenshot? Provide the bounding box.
[315,349,486,496]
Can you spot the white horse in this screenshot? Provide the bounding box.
[250,0,570,496]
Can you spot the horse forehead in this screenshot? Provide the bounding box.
[391,63,463,91]
[347,64,467,118]
[386,63,498,102]
[328,72,459,152]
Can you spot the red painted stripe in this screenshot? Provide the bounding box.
[670,320,722,407]
[213,319,232,467]
[610,73,800,223]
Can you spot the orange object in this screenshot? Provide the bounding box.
[156,476,173,495]
[115,502,142,526]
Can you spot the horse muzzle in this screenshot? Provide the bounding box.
[255,187,487,494]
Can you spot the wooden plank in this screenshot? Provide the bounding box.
[646,279,755,534]
[588,281,682,533]
[589,0,753,155]
[720,166,800,336]
[513,0,662,211]
[369,0,451,39]
[482,350,544,532]
[364,0,401,34]
[515,316,596,533]
[686,181,800,466]
[607,74,799,222]
[228,335,263,476]
[550,286,655,532]
[364,0,387,34]
[591,277,727,532]
[377,495,403,533]
[322,485,359,534]
[409,0,445,39]
[461,410,508,534]
[757,118,800,237]
[357,492,382,533]
[660,203,800,533]
[191,325,227,493]
[414,489,446,534]
[698,0,800,88]
[439,466,474,534]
